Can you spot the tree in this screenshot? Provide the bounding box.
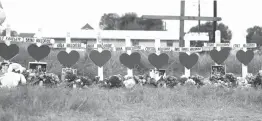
[189,22,232,47]
[246,26,262,47]
[99,12,165,31]
[99,13,120,30]
[1,29,18,37]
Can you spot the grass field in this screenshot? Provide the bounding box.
[2,44,262,121]
[0,85,262,121]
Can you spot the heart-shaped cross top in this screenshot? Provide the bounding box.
[57,50,80,67]
[148,53,169,69]
[210,48,231,65]
[119,52,141,69]
[89,50,111,67]
[27,44,50,61]
[0,43,19,60]
[179,52,199,69]
[236,50,254,66]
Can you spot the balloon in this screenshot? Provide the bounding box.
[0,8,6,25]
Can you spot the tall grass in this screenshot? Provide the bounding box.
[0,85,261,120]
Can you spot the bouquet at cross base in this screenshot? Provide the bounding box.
[22,70,60,87]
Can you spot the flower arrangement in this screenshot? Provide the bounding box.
[16,64,262,90]
[23,70,60,87]
[189,74,204,86]
[249,71,262,88]
[164,76,178,88]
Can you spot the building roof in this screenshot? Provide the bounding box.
[41,30,179,40]
[81,23,94,30]
[19,33,35,38]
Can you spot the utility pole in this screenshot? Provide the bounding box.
[198,0,201,32]
[141,0,221,47]
[212,0,217,43]
[179,0,185,47]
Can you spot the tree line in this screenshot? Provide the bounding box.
[99,12,262,48]
[2,12,262,48]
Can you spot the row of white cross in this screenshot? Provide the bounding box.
[0,26,255,80]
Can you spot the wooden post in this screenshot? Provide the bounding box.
[96,31,103,81]
[126,36,133,77]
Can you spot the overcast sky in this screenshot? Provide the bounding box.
[1,0,261,43]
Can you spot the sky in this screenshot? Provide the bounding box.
[0,0,262,44]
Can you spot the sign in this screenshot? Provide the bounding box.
[28,62,47,72]
[211,65,226,77]
[0,36,54,44]
[179,47,202,52]
[205,43,231,47]
[158,47,171,52]
[0,36,23,42]
[53,43,86,51]
[62,68,77,75]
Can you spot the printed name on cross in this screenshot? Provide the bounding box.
[132,46,142,51]
[190,47,202,52]
[206,43,231,47]
[24,38,35,43]
[145,47,156,51]
[97,43,113,50]
[158,47,171,51]
[243,43,257,48]
[62,68,77,74]
[0,36,23,42]
[125,47,132,50]
[174,47,181,52]
[215,43,231,47]
[115,47,123,51]
[36,38,52,44]
[57,43,65,48]
[66,43,82,48]
[87,44,94,48]
[181,47,189,52]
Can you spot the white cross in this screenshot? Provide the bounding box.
[182,32,209,77]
